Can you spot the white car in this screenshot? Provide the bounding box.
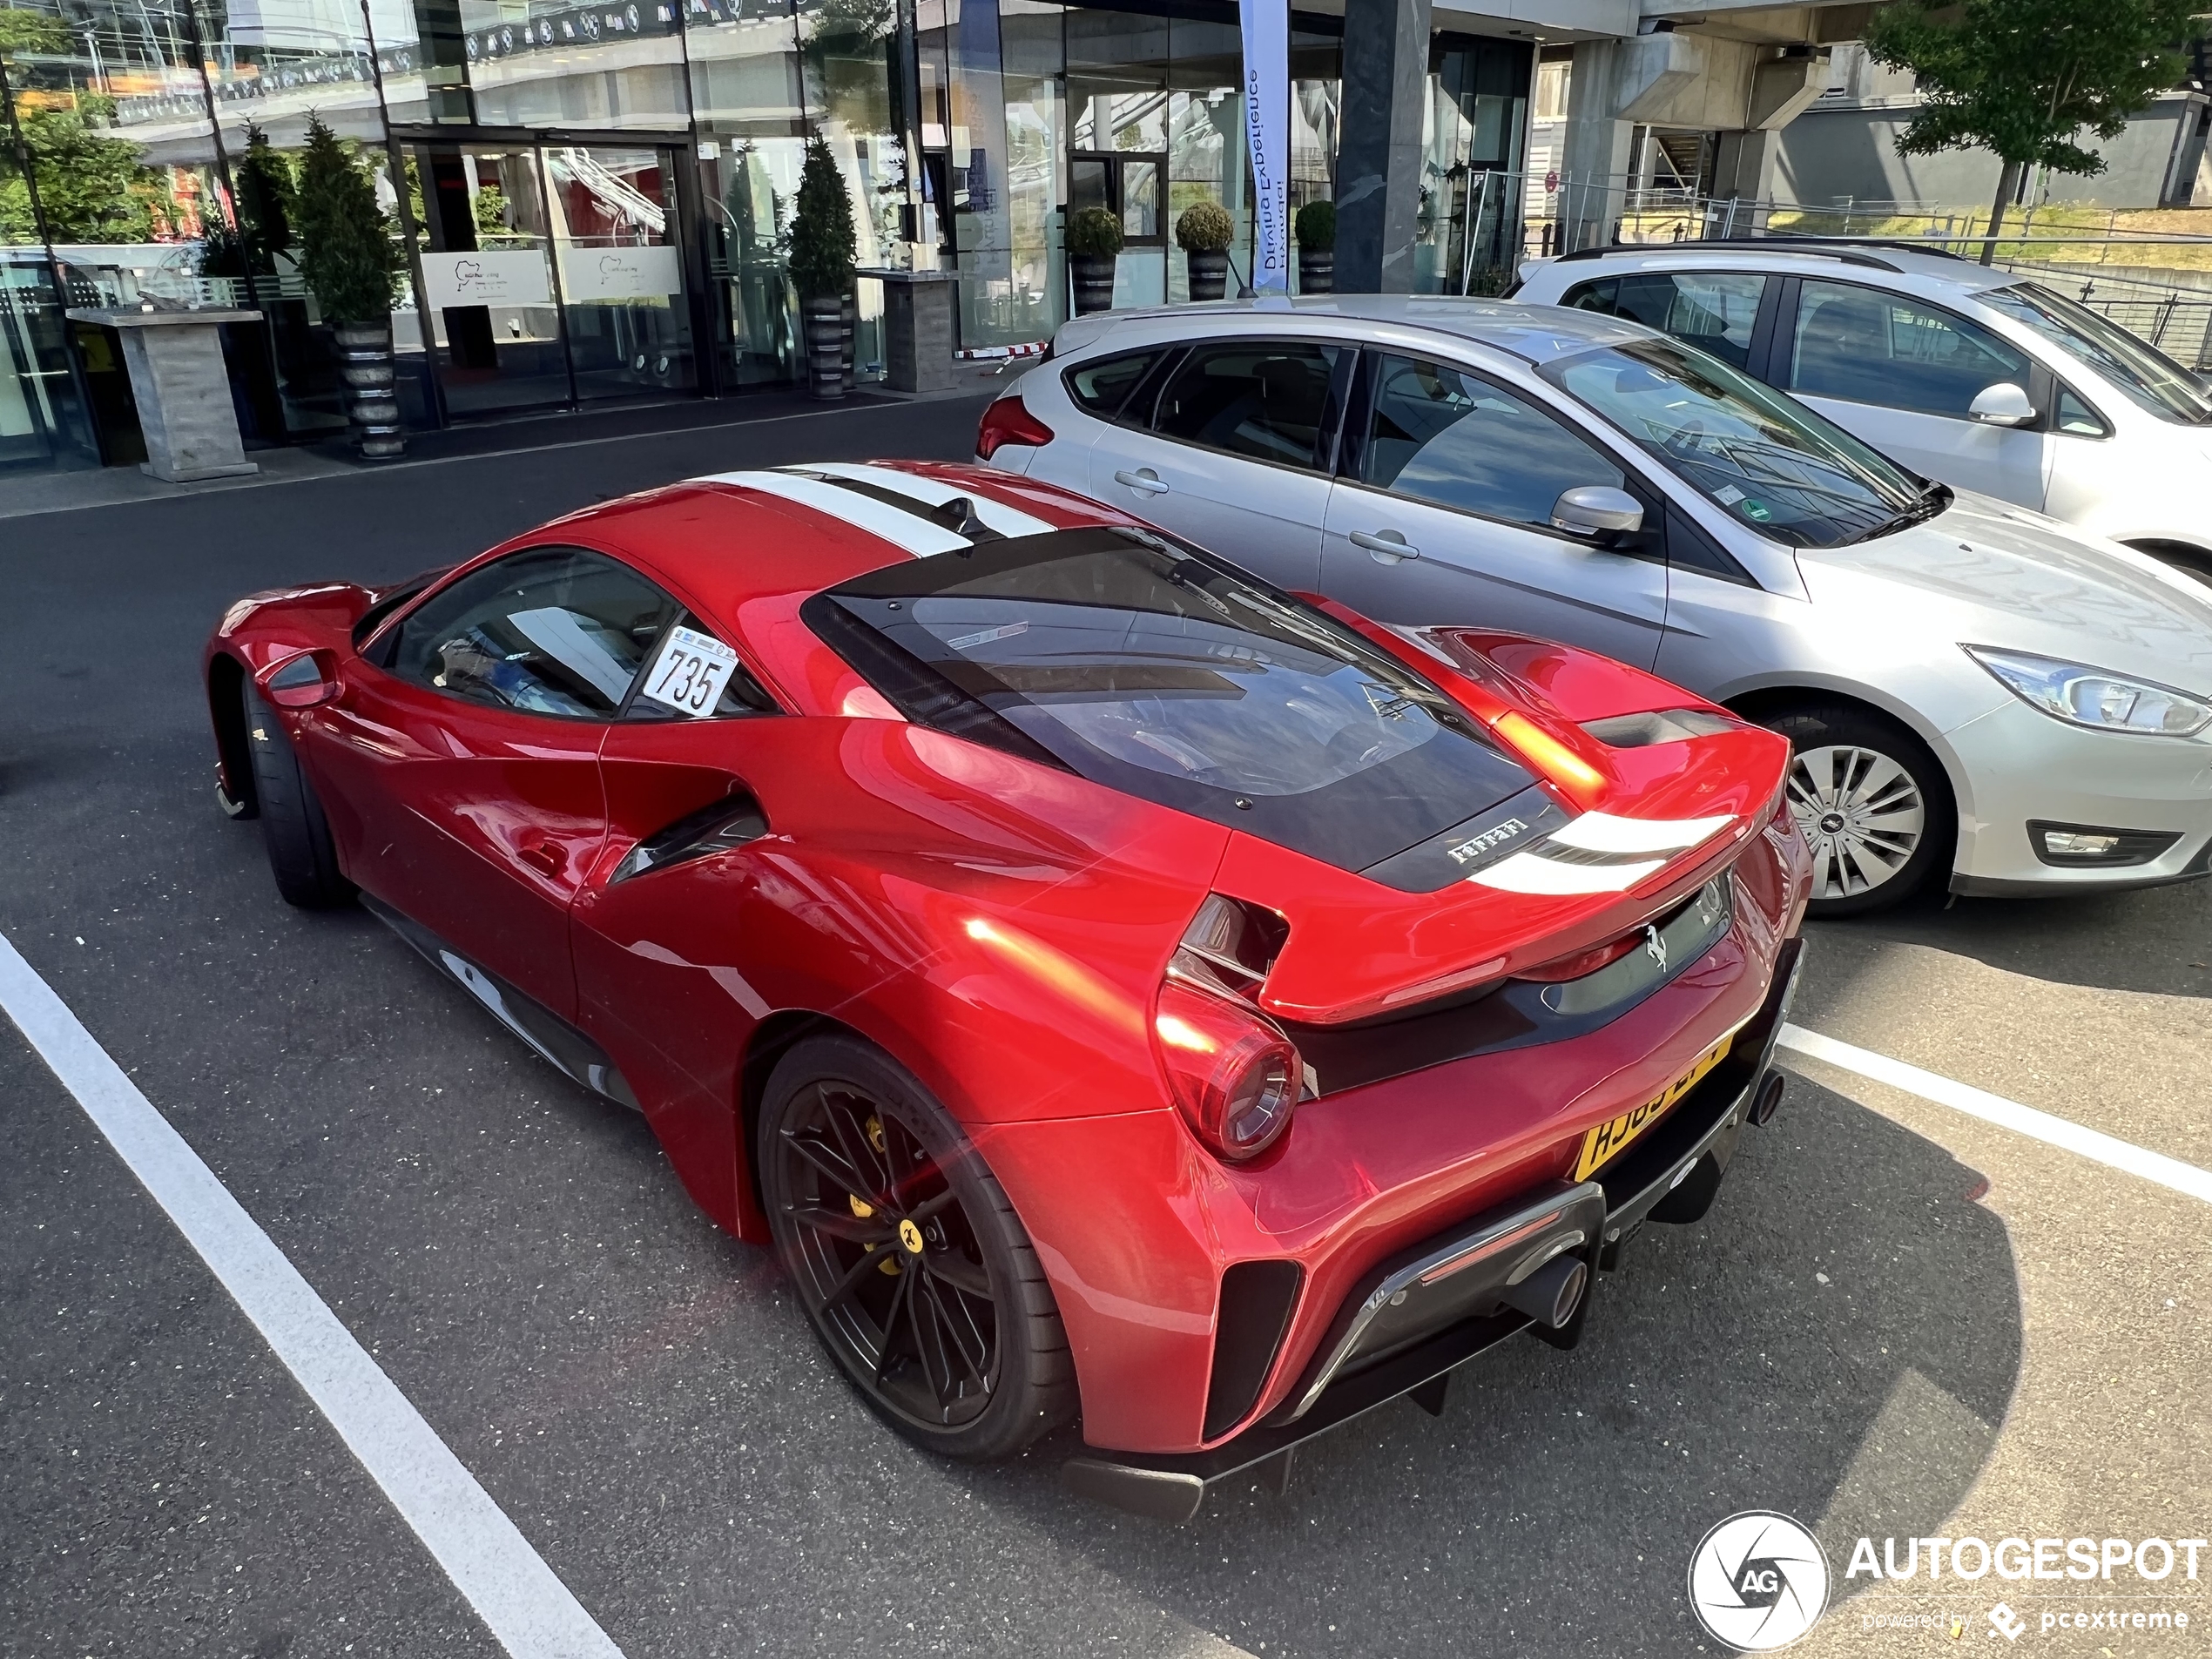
[976,296,2212,914]
[1508,240,2212,581]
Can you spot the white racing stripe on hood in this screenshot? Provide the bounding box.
[698,469,972,556]
[1469,852,1667,894]
[1548,811,1736,855]
[803,462,1057,540]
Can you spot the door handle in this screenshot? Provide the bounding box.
[1114,468,1171,496]
[1350,529,1420,563]
[519,841,565,878]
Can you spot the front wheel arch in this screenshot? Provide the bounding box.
[2118,538,2212,589]
[208,653,258,819]
[1725,689,1960,914]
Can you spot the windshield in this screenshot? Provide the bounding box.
[1980,282,2212,426]
[1544,337,1925,547]
[801,528,1539,873]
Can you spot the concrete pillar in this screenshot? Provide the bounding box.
[70,307,261,482]
[1559,38,1633,252]
[1335,0,1433,293]
[865,269,956,393]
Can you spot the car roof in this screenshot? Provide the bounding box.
[1054,293,1659,364]
[1527,239,2025,294]
[501,462,1134,622]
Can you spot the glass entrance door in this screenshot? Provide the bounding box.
[414,145,570,416]
[543,146,696,401]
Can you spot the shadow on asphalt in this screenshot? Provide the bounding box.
[1806,872,2212,1001]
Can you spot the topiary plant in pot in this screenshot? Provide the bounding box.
[1294,199,1335,295]
[788,135,857,400]
[294,114,407,458]
[1175,199,1235,302]
[1066,205,1122,317]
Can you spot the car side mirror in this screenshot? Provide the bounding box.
[1970,382,2036,427]
[1550,485,1644,543]
[259,649,341,710]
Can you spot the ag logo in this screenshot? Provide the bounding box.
[1688,1511,1831,1651]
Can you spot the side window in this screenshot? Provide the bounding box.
[1614,273,1766,370]
[2055,387,2110,437]
[389,546,675,719]
[1150,341,1342,469]
[1363,354,1625,529]
[621,614,779,722]
[1563,278,1618,314]
[1788,280,2032,419]
[1063,349,1161,421]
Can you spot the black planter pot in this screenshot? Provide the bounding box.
[1298,248,1334,295]
[840,293,856,389]
[803,294,846,401]
[1184,247,1229,302]
[1069,252,1116,316]
[332,320,405,460]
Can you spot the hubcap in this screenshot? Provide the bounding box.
[776,1083,998,1430]
[1788,744,1926,900]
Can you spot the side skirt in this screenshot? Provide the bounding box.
[361,894,642,1111]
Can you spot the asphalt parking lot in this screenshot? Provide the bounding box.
[3,392,2206,1659]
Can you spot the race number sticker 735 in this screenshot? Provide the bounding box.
[641,624,740,718]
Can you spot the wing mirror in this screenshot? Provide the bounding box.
[1970,381,2036,427]
[1550,485,1645,543]
[258,649,341,710]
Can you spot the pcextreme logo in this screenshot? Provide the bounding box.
[1689,1511,1833,1651]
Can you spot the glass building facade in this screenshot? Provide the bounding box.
[0,0,1528,474]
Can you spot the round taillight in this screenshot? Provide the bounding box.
[1153,981,1301,1161]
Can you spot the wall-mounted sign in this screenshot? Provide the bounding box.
[419,248,552,309]
[557,244,682,302]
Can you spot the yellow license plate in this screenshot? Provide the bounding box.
[1575,1034,1733,1181]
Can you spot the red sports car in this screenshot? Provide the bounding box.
[205,461,1809,1521]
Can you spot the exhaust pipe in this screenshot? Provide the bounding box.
[1749,1069,1784,1127]
[1503,1251,1588,1329]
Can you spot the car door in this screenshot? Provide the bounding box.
[1776,278,2051,509]
[1086,338,1344,590]
[304,544,678,1019]
[1318,350,1670,668]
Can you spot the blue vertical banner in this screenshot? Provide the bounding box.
[1240,0,1291,293]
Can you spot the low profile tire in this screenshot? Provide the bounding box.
[1764,702,1952,918]
[759,1035,1075,1460]
[241,682,354,909]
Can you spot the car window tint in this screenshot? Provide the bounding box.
[392,546,674,718]
[1151,341,1340,469]
[1063,350,1160,421]
[1365,354,1624,528]
[621,613,779,721]
[1569,273,1767,371]
[1788,280,2030,419]
[2055,388,2109,437]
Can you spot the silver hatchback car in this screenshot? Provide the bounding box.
[980,296,2212,915]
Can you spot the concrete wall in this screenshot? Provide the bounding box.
[1772,51,2207,210]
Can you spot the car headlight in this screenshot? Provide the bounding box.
[1965,645,2212,737]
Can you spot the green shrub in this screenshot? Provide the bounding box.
[787,135,856,301]
[1067,205,1123,258]
[1174,199,1234,253]
[1294,199,1336,251]
[293,115,403,325]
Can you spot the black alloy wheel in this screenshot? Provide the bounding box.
[759,1035,1074,1459]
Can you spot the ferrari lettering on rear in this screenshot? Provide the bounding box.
[1447,819,1529,864]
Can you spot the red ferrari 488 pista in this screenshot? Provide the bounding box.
[205,461,1808,1520]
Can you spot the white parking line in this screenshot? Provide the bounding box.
[1777,1022,2212,1207]
[0,934,625,1659]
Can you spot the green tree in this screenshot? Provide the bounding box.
[1868,0,2202,263]
[0,10,71,54]
[0,94,157,243]
[786,132,855,301]
[199,122,294,277]
[293,113,402,323]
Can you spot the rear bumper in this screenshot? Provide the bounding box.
[1062,935,1804,1523]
